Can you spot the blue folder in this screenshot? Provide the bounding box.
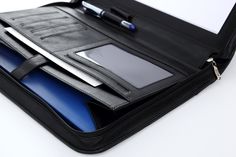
[0,43,96,132]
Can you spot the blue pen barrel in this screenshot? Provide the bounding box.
[0,43,96,132]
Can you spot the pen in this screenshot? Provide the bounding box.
[82,1,137,32]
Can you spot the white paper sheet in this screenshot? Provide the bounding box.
[5,27,103,87]
[135,0,236,34]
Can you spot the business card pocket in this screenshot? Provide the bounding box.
[0,7,108,53]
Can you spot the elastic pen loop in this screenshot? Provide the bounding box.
[111,7,133,21]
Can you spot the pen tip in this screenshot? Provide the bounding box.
[129,24,137,32]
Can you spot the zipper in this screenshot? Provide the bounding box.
[207,58,221,80]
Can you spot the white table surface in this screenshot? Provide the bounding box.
[0,1,236,157]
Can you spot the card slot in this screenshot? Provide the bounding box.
[30,22,81,33]
[21,17,78,31]
[40,28,86,40]
[1,8,60,21]
[11,11,59,21]
[20,16,69,27]
[37,24,86,40]
[36,27,108,52]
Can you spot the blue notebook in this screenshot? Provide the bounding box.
[0,43,96,132]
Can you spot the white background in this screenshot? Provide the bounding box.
[0,1,236,157]
[136,0,236,34]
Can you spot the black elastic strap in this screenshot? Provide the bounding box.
[111,7,133,21]
[11,55,48,80]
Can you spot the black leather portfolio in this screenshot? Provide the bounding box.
[0,0,235,154]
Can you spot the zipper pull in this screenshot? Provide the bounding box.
[207,58,221,80]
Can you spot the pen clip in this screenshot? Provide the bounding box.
[82,1,103,17]
[83,7,100,17]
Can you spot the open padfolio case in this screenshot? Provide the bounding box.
[0,0,235,153]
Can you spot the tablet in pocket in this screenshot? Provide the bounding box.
[76,44,173,89]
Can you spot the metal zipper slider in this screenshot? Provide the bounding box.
[207,58,221,80]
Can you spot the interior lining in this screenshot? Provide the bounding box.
[0,7,188,110]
